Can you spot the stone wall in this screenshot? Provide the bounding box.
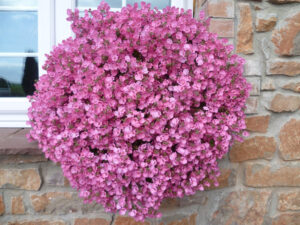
[1,0,300,224]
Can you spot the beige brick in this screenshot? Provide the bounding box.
[267,60,300,76]
[272,213,300,225]
[205,168,236,190]
[0,194,4,215]
[237,3,254,54]
[230,136,276,162]
[245,97,258,114]
[74,218,110,225]
[261,78,276,91]
[247,77,260,96]
[256,12,277,32]
[113,216,150,225]
[11,196,25,215]
[282,82,300,93]
[268,94,300,113]
[245,163,300,187]
[0,168,41,191]
[211,191,271,225]
[278,191,300,211]
[31,192,73,213]
[279,119,300,160]
[209,19,234,38]
[245,115,270,133]
[272,12,300,56]
[207,0,234,18]
[7,221,66,225]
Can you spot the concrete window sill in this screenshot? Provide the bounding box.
[0,128,42,155]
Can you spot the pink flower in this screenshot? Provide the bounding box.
[28,1,250,221]
[170,118,179,127]
[135,73,143,81]
[150,110,161,119]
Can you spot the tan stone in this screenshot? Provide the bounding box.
[245,97,258,114]
[279,119,300,160]
[0,168,41,191]
[278,191,300,211]
[74,218,110,225]
[256,14,277,32]
[11,196,25,215]
[0,155,47,164]
[207,0,234,18]
[269,0,300,3]
[247,77,260,96]
[160,198,180,210]
[30,192,73,213]
[205,168,236,190]
[64,177,70,187]
[272,213,300,225]
[209,19,234,38]
[166,214,197,225]
[211,191,271,225]
[267,60,300,76]
[261,78,276,90]
[0,194,4,215]
[237,3,254,54]
[230,136,276,162]
[272,12,300,56]
[31,191,105,215]
[7,221,65,225]
[43,166,66,187]
[282,82,300,93]
[269,94,300,112]
[245,163,300,187]
[245,115,270,133]
[0,128,20,139]
[0,128,40,155]
[113,216,150,225]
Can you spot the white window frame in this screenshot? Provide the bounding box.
[0,0,192,128]
[0,0,54,127]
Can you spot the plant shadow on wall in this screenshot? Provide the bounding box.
[27,1,251,222]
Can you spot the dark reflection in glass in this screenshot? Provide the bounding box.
[77,0,122,8]
[127,0,170,9]
[0,0,38,7]
[0,11,38,53]
[22,56,38,96]
[0,57,38,97]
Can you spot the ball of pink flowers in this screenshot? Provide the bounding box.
[28,1,251,221]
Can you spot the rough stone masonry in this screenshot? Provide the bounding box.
[1,0,300,224]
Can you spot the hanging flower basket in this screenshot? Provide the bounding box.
[28,1,250,221]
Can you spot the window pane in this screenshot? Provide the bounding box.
[126,0,170,9]
[0,11,38,53]
[77,0,122,8]
[0,57,38,97]
[0,0,38,7]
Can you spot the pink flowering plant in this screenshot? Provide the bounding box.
[28,1,250,221]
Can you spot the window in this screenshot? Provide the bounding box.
[0,0,53,127]
[0,0,192,127]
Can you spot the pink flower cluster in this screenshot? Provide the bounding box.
[28,1,250,221]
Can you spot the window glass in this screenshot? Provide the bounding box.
[0,57,38,97]
[76,0,171,9]
[127,0,170,9]
[0,11,38,53]
[77,0,122,8]
[0,0,38,7]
